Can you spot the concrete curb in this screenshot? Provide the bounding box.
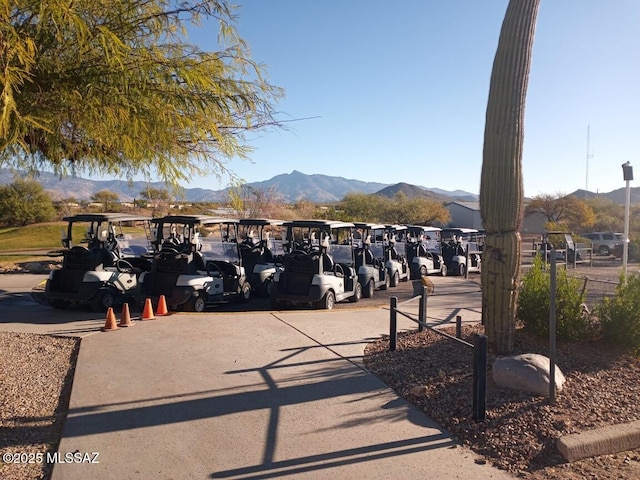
[556,420,640,462]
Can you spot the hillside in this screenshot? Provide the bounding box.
[0,169,477,204]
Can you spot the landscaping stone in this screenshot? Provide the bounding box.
[492,353,565,396]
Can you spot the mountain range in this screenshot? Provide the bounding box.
[0,169,478,203]
[1,168,638,205]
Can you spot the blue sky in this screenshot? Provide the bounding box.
[133,1,640,197]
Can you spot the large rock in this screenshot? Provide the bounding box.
[492,353,565,397]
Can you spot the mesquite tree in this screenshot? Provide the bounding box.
[480,0,540,354]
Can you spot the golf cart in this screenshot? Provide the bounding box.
[43,213,153,312]
[237,218,286,296]
[383,225,411,286]
[406,225,447,278]
[352,222,390,297]
[538,231,582,263]
[270,220,362,309]
[441,227,483,276]
[136,215,251,312]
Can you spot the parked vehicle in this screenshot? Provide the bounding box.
[440,227,483,276]
[352,222,390,297]
[383,225,411,286]
[237,218,286,296]
[44,213,153,311]
[270,220,361,309]
[406,225,447,278]
[538,232,583,263]
[136,215,250,312]
[582,232,623,256]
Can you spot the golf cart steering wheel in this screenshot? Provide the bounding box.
[116,258,135,274]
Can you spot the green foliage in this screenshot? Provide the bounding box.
[1,0,283,186]
[0,179,56,226]
[90,190,120,212]
[525,194,596,233]
[336,192,450,225]
[597,273,640,350]
[517,256,593,341]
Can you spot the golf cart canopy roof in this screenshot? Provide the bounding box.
[283,220,355,229]
[408,225,442,233]
[385,224,408,232]
[151,215,238,225]
[62,213,151,223]
[352,222,387,230]
[238,218,285,226]
[442,227,479,234]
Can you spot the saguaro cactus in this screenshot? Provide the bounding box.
[480,0,540,354]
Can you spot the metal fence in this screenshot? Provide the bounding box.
[387,286,487,422]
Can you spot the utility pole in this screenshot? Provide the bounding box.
[586,125,593,192]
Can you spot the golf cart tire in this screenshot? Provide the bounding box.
[186,293,206,313]
[349,282,362,303]
[363,279,374,298]
[390,270,400,287]
[419,265,427,277]
[441,264,448,276]
[381,275,390,290]
[458,263,466,277]
[49,299,70,309]
[320,290,336,310]
[91,289,117,313]
[238,282,251,303]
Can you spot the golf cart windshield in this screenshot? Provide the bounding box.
[199,237,241,264]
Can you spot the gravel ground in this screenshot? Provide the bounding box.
[0,332,79,480]
[365,260,640,479]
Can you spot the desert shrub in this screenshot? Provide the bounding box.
[597,273,640,351]
[517,256,593,341]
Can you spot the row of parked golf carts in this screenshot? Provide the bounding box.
[39,214,483,312]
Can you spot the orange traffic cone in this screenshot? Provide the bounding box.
[101,307,119,332]
[119,303,133,327]
[156,295,169,316]
[141,298,155,320]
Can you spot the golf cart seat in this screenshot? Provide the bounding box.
[322,253,335,273]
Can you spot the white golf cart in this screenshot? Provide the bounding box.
[383,225,411,286]
[270,220,362,309]
[237,218,286,296]
[136,215,251,312]
[43,213,153,312]
[352,222,389,297]
[441,227,483,276]
[406,225,448,278]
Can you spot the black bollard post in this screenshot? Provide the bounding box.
[456,315,462,338]
[472,334,487,422]
[389,296,397,351]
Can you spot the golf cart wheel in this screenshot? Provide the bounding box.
[49,299,70,309]
[441,264,448,276]
[186,293,206,313]
[238,282,251,303]
[458,263,466,277]
[349,281,362,303]
[320,290,336,310]
[91,289,116,313]
[363,279,374,298]
[381,274,390,290]
[390,270,400,287]
[419,265,427,277]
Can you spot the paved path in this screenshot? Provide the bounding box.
[0,275,513,479]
